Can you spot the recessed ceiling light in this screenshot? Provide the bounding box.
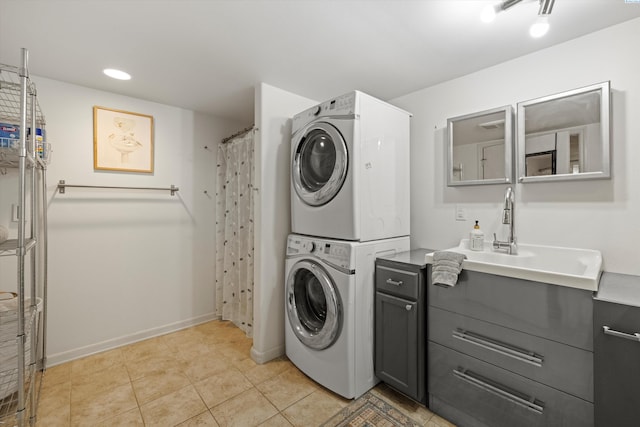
[103,68,131,80]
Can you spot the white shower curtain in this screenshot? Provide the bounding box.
[215,130,254,336]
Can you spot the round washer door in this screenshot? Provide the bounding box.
[286,259,342,350]
[292,122,348,207]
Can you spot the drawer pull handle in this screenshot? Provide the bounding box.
[603,326,640,342]
[386,278,403,287]
[453,368,544,415]
[405,304,412,311]
[452,329,544,367]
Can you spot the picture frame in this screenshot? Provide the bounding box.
[93,106,154,173]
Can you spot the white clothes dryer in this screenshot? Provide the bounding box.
[284,233,410,399]
[291,91,411,242]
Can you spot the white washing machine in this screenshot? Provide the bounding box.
[284,233,410,399]
[291,91,411,242]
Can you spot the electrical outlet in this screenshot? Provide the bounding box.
[455,205,467,221]
[11,204,19,222]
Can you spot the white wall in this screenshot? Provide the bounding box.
[33,77,243,364]
[21,18,640,367]
[251,83,316,363]
[391,18,640,276]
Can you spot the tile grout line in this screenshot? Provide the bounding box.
[122,356,145,425]
[37,321,446,427]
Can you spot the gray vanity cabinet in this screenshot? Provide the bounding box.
[375,249,430,405]
[594,272,640,427]
[428,269,594,427]
[375,291,419,397]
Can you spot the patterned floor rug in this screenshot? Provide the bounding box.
[321,391,423,427]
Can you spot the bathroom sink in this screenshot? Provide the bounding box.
[425,239,603,291]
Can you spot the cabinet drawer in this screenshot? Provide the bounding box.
[376,265,419,300]
[429,342,593,427]
[594,300,640,426]
[429,269,593,350]
[429,307,593,402]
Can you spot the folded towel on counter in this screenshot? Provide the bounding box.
[431,251,466,288]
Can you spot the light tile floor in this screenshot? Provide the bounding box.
[35,320,456,426]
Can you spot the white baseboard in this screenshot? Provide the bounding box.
[250,344,285,364]
[46,313,218,367]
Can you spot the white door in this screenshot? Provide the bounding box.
[481,142,505,180]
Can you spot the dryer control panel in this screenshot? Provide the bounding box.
[286,235,353,269]
[292,91,357,133]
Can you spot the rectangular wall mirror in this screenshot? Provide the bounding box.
[517,81,611,183]
[447,105,514,186]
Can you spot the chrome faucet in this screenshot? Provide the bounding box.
[493,187,518,255]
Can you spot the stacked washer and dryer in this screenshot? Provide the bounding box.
[284,91,411,399]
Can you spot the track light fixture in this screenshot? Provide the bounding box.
[537,0,555,15]
[530,0,555,37]
[529,15,550,37]
[481,0,556,38]
[481,0,523,23]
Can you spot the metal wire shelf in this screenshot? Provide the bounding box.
[0,301,41,423]
[0,65,45,128]
[0,48,48,427]
[0,64,48,172]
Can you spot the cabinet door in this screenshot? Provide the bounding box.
[594,300,640,427]
[375,291,418,400]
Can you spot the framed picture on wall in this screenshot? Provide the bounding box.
[93,106,154,173]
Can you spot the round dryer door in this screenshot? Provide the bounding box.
[286,259,342,350]
[292,122,348,206]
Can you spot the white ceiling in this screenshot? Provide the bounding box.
[1,0,639,124]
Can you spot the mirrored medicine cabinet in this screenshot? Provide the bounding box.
[446,105,514,187]
[517,81,611,183]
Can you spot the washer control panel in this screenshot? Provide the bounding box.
[287,235,352,269]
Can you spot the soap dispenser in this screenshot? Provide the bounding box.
[470,220,484,251]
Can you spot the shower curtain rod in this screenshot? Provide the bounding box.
[221,125,255,144]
